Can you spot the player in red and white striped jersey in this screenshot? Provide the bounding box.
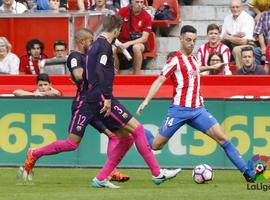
[137,25,256,183]
[197,23,231,75]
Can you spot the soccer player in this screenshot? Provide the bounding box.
[83,15,181,188]
[17,28,129,183]
[136,25,256,183]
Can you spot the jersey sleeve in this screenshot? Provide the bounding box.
[160,56,178,78]
[94,44,114,100]
[67,52,83,73]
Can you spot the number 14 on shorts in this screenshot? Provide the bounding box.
[164,117,174,127]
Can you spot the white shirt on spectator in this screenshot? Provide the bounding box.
[221,10,255,40]
[0,1,27,14]
[120,0,130,8]
[0,53,20,74]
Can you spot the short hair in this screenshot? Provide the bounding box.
[75,28,93,43]
[207,51,224,66]
[102,15,123,32]
[167,51,177,59]
[0,36,12,53]
[241,46,254,56]
[26,39,45,55]
[36,73,51,83]
[207,23,220,34]
[54,40,67,50]
[180,25,197,35]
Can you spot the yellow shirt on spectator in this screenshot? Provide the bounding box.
[248,0,270,12]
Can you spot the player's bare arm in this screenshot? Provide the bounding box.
[72,67,84,81]
[136,75,166,115]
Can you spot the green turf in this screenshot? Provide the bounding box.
[0,168,269,200]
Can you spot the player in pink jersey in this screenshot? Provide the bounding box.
[137,25,257,183]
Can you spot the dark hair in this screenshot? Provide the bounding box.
[180,25,197,35]
[54,40,67,50]
[26,39,45,55]
[167,51,177,59]
[207,51,224,66]
[207,23,220,34]
[36,73,51,83]
[241,46,254,56]
[102,15,123,32]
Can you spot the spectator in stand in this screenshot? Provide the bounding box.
[247,0,270,21]
[90,0,117,14]
[0,0,28,13]
[77,0,114,11]
[235,46,266,75]
[53,40,68,58]
[221,0,255,68]
[113,0,152,74]
[49,0,60,11]
[119,0,130,8]
[254,10,270,70]
[207,52,226,75]
[0,37,20,74]
[197,23,231,75]
[13,73,61,96]
[19,39,47,75]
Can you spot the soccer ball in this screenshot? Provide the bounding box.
[192,164,213,184]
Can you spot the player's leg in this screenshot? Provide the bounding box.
[93,133,134,188]
[124,118,182,184]
[150,104,187,150]
[189,107,255,182]
[19,101,91,178]
[106,133,130,182]
[94,99,181,186]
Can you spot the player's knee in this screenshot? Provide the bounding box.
[66,138,79,150]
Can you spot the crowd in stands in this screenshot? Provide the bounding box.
[0,0,269,75]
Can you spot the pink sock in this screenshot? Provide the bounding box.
[32,138,79,159]
[96,134,134,181]
[107,134,120,173]
[107,134,120,159]
[132,124,160,176]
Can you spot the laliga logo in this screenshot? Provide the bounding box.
[248,154,270,182]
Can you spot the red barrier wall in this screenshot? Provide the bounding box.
[0,75,270,99]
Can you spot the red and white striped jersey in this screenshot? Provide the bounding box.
[161,51,203,108]
[197,42,231,75]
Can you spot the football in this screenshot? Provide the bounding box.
[192,164,213,184]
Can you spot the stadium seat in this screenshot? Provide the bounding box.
[144,31,157,58]
[152,0,181,27]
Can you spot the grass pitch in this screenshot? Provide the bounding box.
[0,168,269,200]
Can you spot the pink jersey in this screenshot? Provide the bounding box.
[197,42,231,75]
[161,51,203,108]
